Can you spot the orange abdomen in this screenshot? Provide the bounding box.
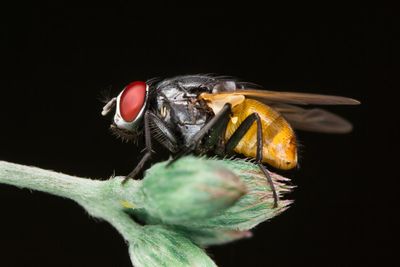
[224,99,298,170]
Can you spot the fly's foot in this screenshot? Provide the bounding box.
[257,163,279,208]
[122,171,138,184]
[122,152,152,184]
[167,142,197,167]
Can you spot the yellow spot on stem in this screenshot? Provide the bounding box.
[120,200,135,209]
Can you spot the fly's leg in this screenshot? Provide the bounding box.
[123,110,180,184]
[225,113,279,208]
[123,111,153,184]
[168,103,232,166]
[147,112,179,153]
[203,106,231,154]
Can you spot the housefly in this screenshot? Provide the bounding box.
[101,75,360,207]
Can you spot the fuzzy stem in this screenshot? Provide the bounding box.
[0,161,103,200]
[0,160,143,237]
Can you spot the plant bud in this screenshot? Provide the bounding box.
[140,157,246,223]
[133,157,293,246]
[173,226,253,246]
[182,159,294,232]
[129,225,217,267]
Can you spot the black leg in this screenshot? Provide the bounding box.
[123,111,153,184]
[168,103,232,166]
[203,107,231,153]
[225,113,258,154]
[225,113,279,208]
[257,163,279,208]
[147,112,179,153]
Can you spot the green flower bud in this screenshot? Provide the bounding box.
[133,157,293,246]
[183,159,293,233]
[140,157,246,223]
[129,225,217,267]
[173,226,253,246]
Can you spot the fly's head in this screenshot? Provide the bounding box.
[102,81,149,142]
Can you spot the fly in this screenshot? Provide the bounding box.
[101,75,360,208]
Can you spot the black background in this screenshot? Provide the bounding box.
[0,2,395,267]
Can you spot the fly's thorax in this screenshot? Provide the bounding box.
[225,99,298,170]
[154,81,212,143]
[153,75,240,141]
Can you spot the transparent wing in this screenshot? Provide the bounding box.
[200,87,359,133]
[271,103,353,133]
[214,89,360,105]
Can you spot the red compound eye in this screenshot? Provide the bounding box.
[119,81,147,122]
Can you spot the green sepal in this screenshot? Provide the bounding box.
[130,225,217,267]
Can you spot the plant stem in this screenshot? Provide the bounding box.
[0,160,143,237]
[0,161,102,200]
